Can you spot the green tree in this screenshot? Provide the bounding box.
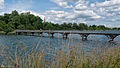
[67,23,72,30]
[0,21,6,31]
[11,16,21,29]
[89,25,97,30]
[4,22,14,34]
[78,23,88,30]
[73,23,78,30]
[0,10,114,32]
[60,23,68,30]
[17,25,25,30]
[11,10,19,16]
[97,25,106,30]
[45,23,53,30]
[54,23,60,30]
[4,13,11,24]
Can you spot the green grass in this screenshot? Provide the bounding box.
[7,31,16,35]
[0,31,16,35]
[0,43,120,68]
[0,31,5,35]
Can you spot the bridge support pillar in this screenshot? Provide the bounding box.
[62,33,69,39]
[80,34,89,41]
[38,32,43,37]
[51,33,54,38]
[48,33,50,38]
[24,32,28,35]
[16,32,18,35]
[17,32,22,35]
[105,34,118,41]
[48,33,54,38]
[31,32,34,36]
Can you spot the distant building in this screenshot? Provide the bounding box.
[44,17,46,23]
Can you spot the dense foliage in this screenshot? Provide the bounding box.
[0,10,119,34]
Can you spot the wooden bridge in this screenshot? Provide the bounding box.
[15,30,120,41]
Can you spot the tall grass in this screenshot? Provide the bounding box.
[0,42,120,68]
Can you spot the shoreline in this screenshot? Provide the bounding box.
[0,31,16,35]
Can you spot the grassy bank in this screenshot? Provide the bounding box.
[0,43,120,68]
[0,31,5,35]
[0,31,16,35]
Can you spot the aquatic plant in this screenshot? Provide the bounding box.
[0,42,120,68]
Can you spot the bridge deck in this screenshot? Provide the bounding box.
[15,30,120,35]
[15,30,120,41]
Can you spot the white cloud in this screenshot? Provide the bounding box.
[0,0,4,9]
[43,10,70,23]
[93,0,120,22]
[41,0,102,24]
[96,0,120,7]
[51,0,73,8]
[45,10,66,14]
[90,3,95,7]
[0,12,4,15]
[46,0,120,27]
[74,1,101,19]
[20,10,45,20]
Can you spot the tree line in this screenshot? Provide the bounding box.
[0,10,119,34]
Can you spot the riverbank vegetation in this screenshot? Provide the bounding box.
[0,43,120,68]
[0,10,120,34]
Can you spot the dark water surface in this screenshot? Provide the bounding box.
[0,33,120,50]
[0,32,120,65]
[0,33,120,53]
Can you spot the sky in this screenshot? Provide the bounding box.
[0,0,120,27]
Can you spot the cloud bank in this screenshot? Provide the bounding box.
[44,0,120,27]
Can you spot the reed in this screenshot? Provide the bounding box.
[0,41,120,68]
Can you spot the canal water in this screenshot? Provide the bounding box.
[0,33,120,65]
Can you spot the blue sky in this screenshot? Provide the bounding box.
[0,0,120,27]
